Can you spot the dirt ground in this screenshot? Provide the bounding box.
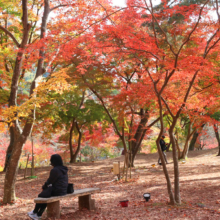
[1,148,220,220]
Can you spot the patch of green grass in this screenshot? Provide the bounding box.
[27,176,37,179]
[152,202,164,206]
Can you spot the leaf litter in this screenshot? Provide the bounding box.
[0,148,220,219]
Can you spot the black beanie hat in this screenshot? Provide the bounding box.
[50,154,63,166]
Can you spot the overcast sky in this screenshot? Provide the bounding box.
[112,0,126,6]
[111,0,163,7]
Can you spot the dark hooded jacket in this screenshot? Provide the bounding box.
[44,154,68,196]
[160,139,167,152]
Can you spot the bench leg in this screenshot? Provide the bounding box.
[47,201,60,219]
[78,195,95,210]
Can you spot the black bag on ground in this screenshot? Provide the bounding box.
[67,183,74,194]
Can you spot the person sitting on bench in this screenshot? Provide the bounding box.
[28,154,68,220]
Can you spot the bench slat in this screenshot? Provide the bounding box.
[34,188,101,203]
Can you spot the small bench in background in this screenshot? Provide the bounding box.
[34,188,101,218]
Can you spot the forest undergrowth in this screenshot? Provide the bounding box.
[0,148,220,220]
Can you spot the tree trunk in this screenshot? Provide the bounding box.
[188,124,205,151]
[69,118,76,162]
[166,142,171,152]
[3,0,30,203]
[180,126,196,160]
[169,119,181,204]
[180,141,189,160]
[24,154,29,179]
[213,124,220,156]
[174,132,181,159]
[188,131,198,151]
[3,126,21,172]
[130,113,161,167]
[167,70,198,205]
[3,5,30,171]
[130,110,149,167]
[70,121,82,163]
[87,86,130,158]
[156,95,175,205]
[4,129,31,203]
[3,0,50,204]
[69,92,85,163]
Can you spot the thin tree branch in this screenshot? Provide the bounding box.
[50,4,67,11]
[0,26,20,47]
[146,0,177,56]
[81,75,122,138]
[176,0,210,62]
[78,91,85,109]
[204,28,219,56]
[145,0,159,48]
[147,113,167,128]
[176,70,199,118]
[204,37,220,58]
[190,83,213,97]
[161,96,174,118]
[96,0,116,25]
[124,47,159,60]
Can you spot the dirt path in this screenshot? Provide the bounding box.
[0,148,220,219]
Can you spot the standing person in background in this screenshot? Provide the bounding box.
[158,135,169,165]
[28,154,68,220]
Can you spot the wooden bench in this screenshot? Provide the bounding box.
[34,188,101,218]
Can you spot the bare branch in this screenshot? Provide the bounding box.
[176,70,199,118]
[31,36,40,44]
[147,0,177,56]
[124,47,159,60]
[204,28,219,56]
[147,113,167,128]
[190,83,213,97]
[96,0,116,25]
[204,37,220,58]
[176,0,210,63]
[0,25,20,47]
[78,91,85,109]
[161,96,174,118]
[81,75,122,138]
[50,4,67,11]
[144,0,159,48]
[135,113,167,151]
[133,55,156,83]
[76,7,126,37]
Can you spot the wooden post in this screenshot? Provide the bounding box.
[47,201,60,218]
[24,154,29,179]
[113,162,120,180]
[79,195,95,210]
[118,161,120,180]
